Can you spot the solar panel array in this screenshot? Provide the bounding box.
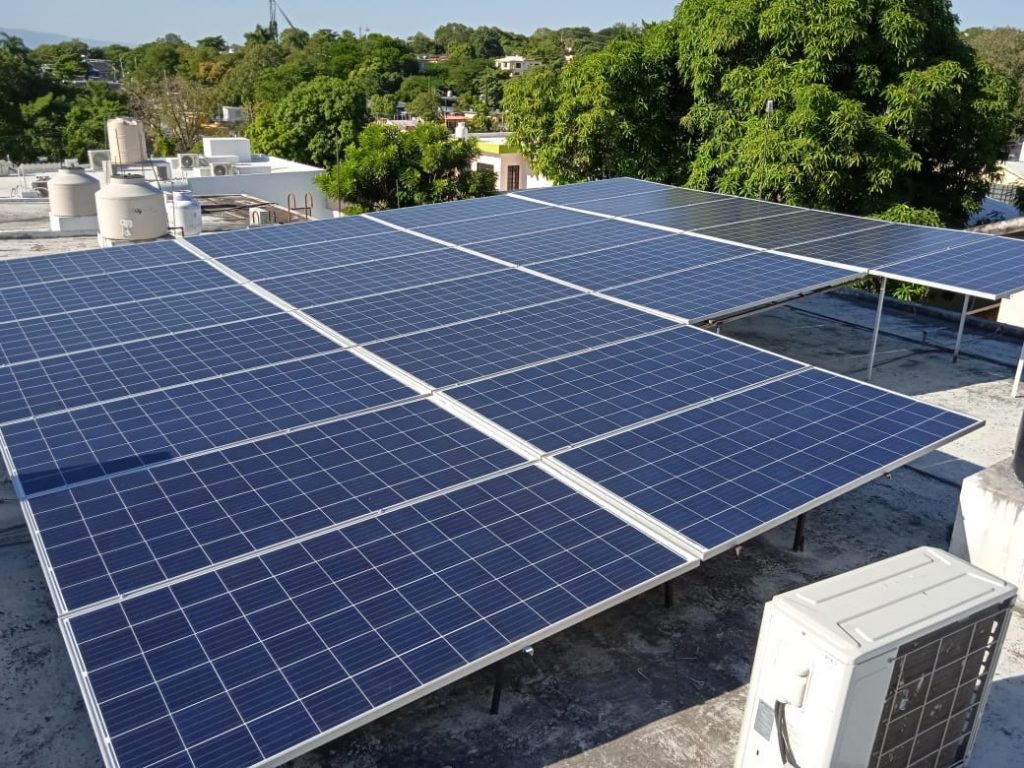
[514,177,1024,299]
[0,177,999,768]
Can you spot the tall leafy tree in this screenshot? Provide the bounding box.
[316,122,496,211]
[504,22,691,183]
[963,27,1024,134]
[248,76,369,167]
[675,0,1016,225]
[63,83,129,160]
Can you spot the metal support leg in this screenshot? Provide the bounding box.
[792,515,806,552]
[1013,342,1024,398]
[867,278,886,381]
[664,580,674,609]
[489,659,506,715]
[952,294,969,363]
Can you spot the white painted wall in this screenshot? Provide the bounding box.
[187,169,333,219]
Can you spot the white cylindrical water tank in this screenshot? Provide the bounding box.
[165,190,202,237]
[96,177,168,241]
[106,117,147,165]
[47,168,100,217]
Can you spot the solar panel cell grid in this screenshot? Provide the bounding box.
[305,270,580,344]
[572,188,726,216]
[368,295,679,388]
[559,369,978,553]
[694,209,890,251]
[191,216,388,259]
[257,249,503,309]
[787,223,981,270]
[3,351,418,495]
[513,177,671,204]
[464,220,672,266]
[0,314,341,424]
[26,399,524,611]
[605,251,859,322]
[370,194,539,228]
[448,327,803,451]
[873,236,1024,298]
[527,234,757,290]
[626,198,800,231]
[0,287,282,368]
[0,241,193,290]
[0,261,234,323]
[414,207,599,245]
[66,467,689,768]
[213,231,440,281]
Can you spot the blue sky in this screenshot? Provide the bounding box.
[2,0,1021,45]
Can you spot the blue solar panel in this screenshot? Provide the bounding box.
[465,219,671,265]
[0,314,342,424]
[25,398,524,611]
[211,231,439,281]
[559,368,979,554]
[258,249,502,309]
[368,296,679,388]
[573,188,725,216]
[513,178,672,205]
[0,261,234,323]
[449,327,802,451]
[64,467,692,768]
[2,351,419,496]
[0,241,193,290]
[528,235,757,289]
[626,198,799,231]
[695,209,889,251]
[785,223,980,270]
[306,270,581,344]
[415,207,599,245]
[872,235,1024,298]
[0,286,281,368]
[370,194,539,228]
[605,252,859,322]
[190,216,388,258]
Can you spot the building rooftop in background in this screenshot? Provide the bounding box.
[494,55,542,74]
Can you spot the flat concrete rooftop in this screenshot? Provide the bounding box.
[0,285,1021,767]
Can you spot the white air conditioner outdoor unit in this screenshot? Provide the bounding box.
[735,547,1015,768]
[87,149,110,170]
[177,153,204,171]
[210,162,236,177]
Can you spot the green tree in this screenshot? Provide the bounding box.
[369,93,397,119]
[64,83,129,160]
[316,121,496,211]
[407,89,440,120]
[196,35,228,53]
[0,34,47,159]
[963,27,1024,133]
[675,0,1016,226]
[248,76,369,166]
[32,39,89,81]
[504,23,690,183]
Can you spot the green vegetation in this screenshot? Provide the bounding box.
[504,2,1021,228]
[0,9,1019,225]
[315,122,497,212]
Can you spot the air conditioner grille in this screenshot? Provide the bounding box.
[868,600,1011,768]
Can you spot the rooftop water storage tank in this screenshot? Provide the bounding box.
[47,167,100,217]
[165,189,202,237]
[96,176,168,242]
[106,117,147,165]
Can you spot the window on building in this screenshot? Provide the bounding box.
[507,165,521,191]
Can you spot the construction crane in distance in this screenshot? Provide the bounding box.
[268,0,297,40]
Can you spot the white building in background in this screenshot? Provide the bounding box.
[494,55,542,75]
[467,132,550,192]
[91,136,333,220]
